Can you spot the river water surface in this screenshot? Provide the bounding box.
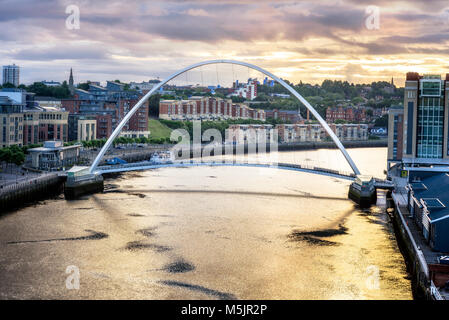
[0,147,412,299]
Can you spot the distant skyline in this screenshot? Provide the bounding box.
[1,0,449,86]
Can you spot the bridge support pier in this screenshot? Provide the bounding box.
[348,175,377,208]
[64,166,104,199]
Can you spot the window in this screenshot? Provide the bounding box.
[421,80,441,96]
[416,97,444,158]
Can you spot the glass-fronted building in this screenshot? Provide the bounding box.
[388,73,449,168]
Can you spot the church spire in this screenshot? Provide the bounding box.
[69,68,74,95]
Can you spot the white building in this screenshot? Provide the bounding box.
[230,79,258,100]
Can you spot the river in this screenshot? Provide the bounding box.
[0,147,412,299]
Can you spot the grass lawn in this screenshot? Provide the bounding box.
[148,118,172,140]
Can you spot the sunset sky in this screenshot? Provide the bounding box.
[1,0,449,86]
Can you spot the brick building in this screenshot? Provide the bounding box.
[326,106,366,123]
[159,97,265,121]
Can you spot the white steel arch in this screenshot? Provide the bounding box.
[89,60,361,175]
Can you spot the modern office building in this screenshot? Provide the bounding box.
[68,114,97,142]
[28,140,81,170]
[22,108,69,144]
[2,64,20,87]
[0,96,24,148]
[388,73,449,169]
[387,105,404,162]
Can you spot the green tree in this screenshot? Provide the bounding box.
[374,114,388,127]
[2,82,16,89]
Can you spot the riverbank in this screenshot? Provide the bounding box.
[389,191,448,300]
[0,173,64,212]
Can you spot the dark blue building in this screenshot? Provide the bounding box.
[408,172,449,252]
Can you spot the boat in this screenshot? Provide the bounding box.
[348,175,377,207]
[150,151,174,164]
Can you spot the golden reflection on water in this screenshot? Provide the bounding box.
[0,148,412,299]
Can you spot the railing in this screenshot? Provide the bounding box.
[96,159,356,179]
[393,194,430,278]
[0,173,59,196]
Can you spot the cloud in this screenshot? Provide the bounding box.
[1,0,449,85]
[9,45,110,61]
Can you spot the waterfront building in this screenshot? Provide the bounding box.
[277,123,368,143]
[227,124,274,144]
[387,105,404,162]
[2,64,20,87]
[22,108,69,144]
[28,140,81,170]
[0,89,69,146]
[68,114,97,142]
[387,73,449,169]
[277,124,323,142]
[159,97,265,121]
[0,96,24,148]
[407,172,449,253]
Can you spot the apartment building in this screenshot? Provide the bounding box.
[227,124,274,144]
[277,123,368,143]
[326,106,366,123]
[159,97,266,121]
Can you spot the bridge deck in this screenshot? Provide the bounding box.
[96,160,357,181]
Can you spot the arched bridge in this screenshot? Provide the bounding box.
[89,59,362,177]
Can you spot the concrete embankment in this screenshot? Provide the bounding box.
[0,174,64,212]
[388,193,434,300]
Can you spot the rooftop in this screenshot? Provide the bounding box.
[409,173,449,222]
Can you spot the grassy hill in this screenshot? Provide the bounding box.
[148,118,172,140]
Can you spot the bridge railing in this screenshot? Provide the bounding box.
[96,159,356,179]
